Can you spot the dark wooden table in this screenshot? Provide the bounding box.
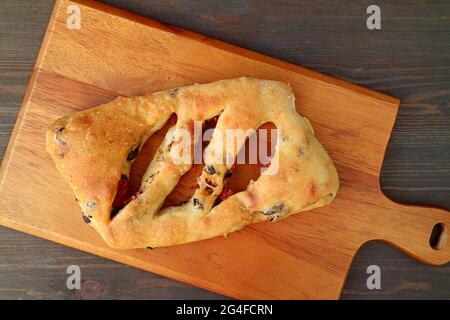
[0,0,449,299]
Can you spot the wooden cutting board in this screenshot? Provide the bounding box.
[0,0,448,299]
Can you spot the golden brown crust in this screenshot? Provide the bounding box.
[46,77,339,249]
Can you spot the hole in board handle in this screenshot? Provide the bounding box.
[429,223,448,250]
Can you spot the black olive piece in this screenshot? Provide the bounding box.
[86,201,96,209]
[193,198,203,210]
[127,145,140,161]
[169,88,179,97]
[263,203,284,216]
[156,148,165,161]
[144,173,155,184]
[55,135,66,145]
[82,214,92,224]
[204,186,214,194]
[167,140,175,151]
[55,127,66,145]
[224,170,233,178]
[204,165,216,175]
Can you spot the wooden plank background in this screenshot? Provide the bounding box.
[0,0,449,299]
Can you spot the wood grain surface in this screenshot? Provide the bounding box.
[0,0,449,299]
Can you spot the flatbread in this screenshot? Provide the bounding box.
[46,77,339,249]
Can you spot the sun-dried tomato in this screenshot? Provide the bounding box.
[168,114,178,126]
[205,178,218,188]
[112,177,131,208]
[206,115,219,128]
[219,186,234,201]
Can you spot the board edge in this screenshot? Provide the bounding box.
[71,0,400,109]
[0,0,63,188]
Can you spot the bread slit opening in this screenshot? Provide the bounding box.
[111,113,178,215]
[160,115,220,209]
[214,121,278,207]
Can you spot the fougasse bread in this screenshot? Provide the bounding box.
[46,77,339,249]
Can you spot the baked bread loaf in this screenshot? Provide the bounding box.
[46,77,339,249]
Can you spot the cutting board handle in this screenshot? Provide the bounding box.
[371,194,450,266]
